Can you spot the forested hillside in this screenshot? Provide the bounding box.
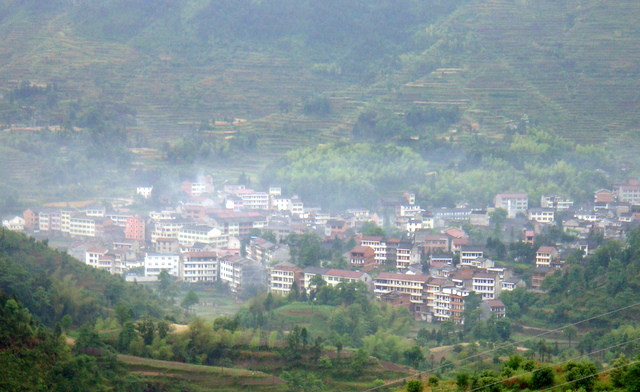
[1,0,639,146]
[0,228,171,327]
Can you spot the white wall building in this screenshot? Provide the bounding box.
[181,251,218,282]
[144,253,180,277]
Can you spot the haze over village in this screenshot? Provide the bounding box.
[4,174,639,325]
[3,1,640,391]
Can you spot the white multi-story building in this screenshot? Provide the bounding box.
[374,272,428,305]
[85,248,108,267]
[291,196,304,216]
[151,220,186,243]
[397,205,423,218]
[528,208,555,223]
[268,264,302,296]
[2,216,25,231]
[395,241,415,270]
[219,256,266,294]
[178,225,228,247]
[460,247,484,266]
[69,215,108,238]
[360,236,388,264]
[617,184,640,204]
[38,210,61,231]
[149,210,179,221]
[494,193,528,218]
[181,251,218,283]
[240,191,269,210]
[84,205,106,218]
[540,195,574,210]
[136,186,153,199]
[60,209,74,233]
[433,287,469,324]
[269,187,282,196]
[472,272,500,300]
[144,253,180,277]
[536,246,558,268]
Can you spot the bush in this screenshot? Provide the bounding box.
[406,379,423,392]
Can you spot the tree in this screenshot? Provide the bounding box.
[623,362,640,392]
[219,358,233,375]
[490,208,508,226]
[136,317,155,346]
[287,282,300,302]
[565,361,597,392]
[115,304,133,326]
[361,221,385,237]
[403,346,425,369]
[157,270,177,300]
[118,321,137,352]
[610,354,630,388]
[456,372,470,391]
[300,327,309,349]
[406,379,424,392]
[564,325,578,348]
[281,371,324,392]
[262,230,277,243]
[531,367,554,389]
[181,290,199,311]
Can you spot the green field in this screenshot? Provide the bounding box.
[185,287,244,320]
[118,354,287,392]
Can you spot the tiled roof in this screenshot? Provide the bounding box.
[325,269,366,279]
[376,272,429,282]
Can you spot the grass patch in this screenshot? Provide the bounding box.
[180,287,243,320]
[118,354,287,392]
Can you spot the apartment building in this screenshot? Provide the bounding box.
[433,287,469,324]
[181,251,218,283]
[395,241,416,271]
[374,272,429,305]
[219,256,266,294]
[472,272,501,300]
[178,225,228,247]
[528,208,555,223]
[124,216,146,242]
[535,246,559,268]
[268,264,303,296]
[144,253,180,277]
[540,195,574,210]
[459,246,485,266]
[494,193,528,218]
[349,245,376,271]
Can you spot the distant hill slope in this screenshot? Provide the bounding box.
[1,0,638,153]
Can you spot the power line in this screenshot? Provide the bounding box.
[536,359,640,392]
[363,300,640,391]
[466,336,640,392]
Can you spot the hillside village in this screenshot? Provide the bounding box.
[3,175,640,325]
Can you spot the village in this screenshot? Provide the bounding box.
[4,175,640,325]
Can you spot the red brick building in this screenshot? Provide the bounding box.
[124,216,146,242]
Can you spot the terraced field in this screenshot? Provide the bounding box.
[1,0,639,197]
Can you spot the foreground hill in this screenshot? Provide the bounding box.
[0,228,171,327]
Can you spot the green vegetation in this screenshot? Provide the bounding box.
[0,228,171,327]
[2,0,640,204]
[263,127,622,210]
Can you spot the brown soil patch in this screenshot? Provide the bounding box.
[429,342,468,353]
[379,361,408,372]
[171,324,189,333]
